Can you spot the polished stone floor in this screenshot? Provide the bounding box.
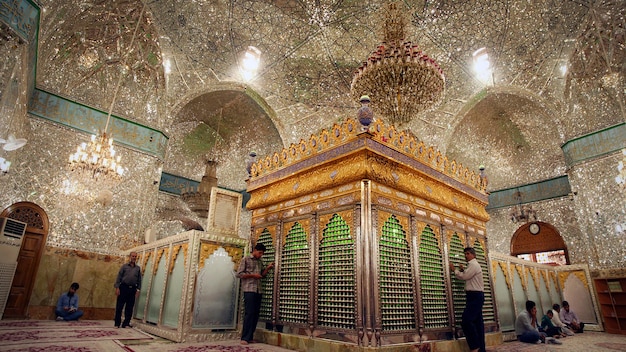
[0,320,625,352]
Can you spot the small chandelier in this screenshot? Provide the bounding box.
[68,132,123,179]
[68,5,147,181]
[350,1,445,125]
[509,190,537,223]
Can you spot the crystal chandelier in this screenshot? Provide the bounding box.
[350,2,445,125]
[68,132,123,179]
[68,5,147,181]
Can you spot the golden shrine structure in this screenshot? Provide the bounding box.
[246,118,497,348]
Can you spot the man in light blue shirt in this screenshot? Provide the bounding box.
[55,282,84,321]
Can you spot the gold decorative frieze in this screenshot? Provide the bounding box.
[251,182,361,223]
[249,118,486,194]
[470,237,486,252]
[198,243,220,270]
[319,210,354,244]
[247,120,489,223]
[169,245,182,274]
[549,271,557,288]
[515,264,527,290]
[496,262,512,289]
[141,251,152,275]
[558,270,589,290]
[223,245,244,270]
[446,230,466,245]
[283,219,311,244]
[255,225,277,243]
[154,248,168,274]
[417,223,440,247]
[529,267,540,291]
[377,210,409,242]
[540,270,549,288]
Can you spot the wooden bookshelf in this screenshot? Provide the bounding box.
[594,278,626,335]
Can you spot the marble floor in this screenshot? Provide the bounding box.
[0,320,625,352]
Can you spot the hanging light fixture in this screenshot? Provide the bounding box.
[68,6,146,181]
[350,1,445,125]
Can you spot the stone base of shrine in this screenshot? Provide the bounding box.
[257,329,503,352]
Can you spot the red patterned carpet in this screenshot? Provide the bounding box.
[489,332,626,352]
[0,320,152,352]
[1,321,625,352]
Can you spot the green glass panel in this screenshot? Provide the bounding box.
[448,233,466,327]
[379,215,415,332]
[257,229,275,322]
[317,214,356,330]
[419,226,448,329]
[279,222,310,324]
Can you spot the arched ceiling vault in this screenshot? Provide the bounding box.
[446,91,565,190]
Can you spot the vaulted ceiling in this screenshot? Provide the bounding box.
[34,0,625,191]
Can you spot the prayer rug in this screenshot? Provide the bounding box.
[0,325,153,346]
[0,320,109,328]
[127,344,263,352]
[125,340,296,352]
[0,339,127,352]
[596,342,626,351]
[487,331,626,352]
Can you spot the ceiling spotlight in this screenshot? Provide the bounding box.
[240,46,262,82]
[472,47,493,85]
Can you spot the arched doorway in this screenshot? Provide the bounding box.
[510,221,569,265]
[0,202,49,319]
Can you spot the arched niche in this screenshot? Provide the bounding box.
[510,221,569,265]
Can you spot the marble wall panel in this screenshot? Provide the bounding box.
[28,246,125,319]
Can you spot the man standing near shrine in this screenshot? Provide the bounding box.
[236,243,274,345]
[450,247,485,352]
[114,251,142,328]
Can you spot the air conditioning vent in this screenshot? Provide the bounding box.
[0,218,27,239]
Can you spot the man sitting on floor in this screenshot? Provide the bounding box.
[541,310,566,338]
[560,300,585,333]
[515,300,561,344]
[552,303,575,336]
[55,282,84,321]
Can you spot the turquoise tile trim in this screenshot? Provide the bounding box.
[0,0,39,43]
[562,123,626,167]
[486,175,571,210]
[28,88,168,159]
[159,172,199,195]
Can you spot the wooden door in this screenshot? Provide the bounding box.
[1,202,49,319]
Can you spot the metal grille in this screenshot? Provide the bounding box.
[257,228,275,322]
[317,214,355,330]
[278,222,309,324]
[379,215,415,331]
[448,233,466,328]
[419,225,448,329]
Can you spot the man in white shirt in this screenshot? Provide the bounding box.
[551,304,575,336]
[449,247,485,352]
[515,300,547,343]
